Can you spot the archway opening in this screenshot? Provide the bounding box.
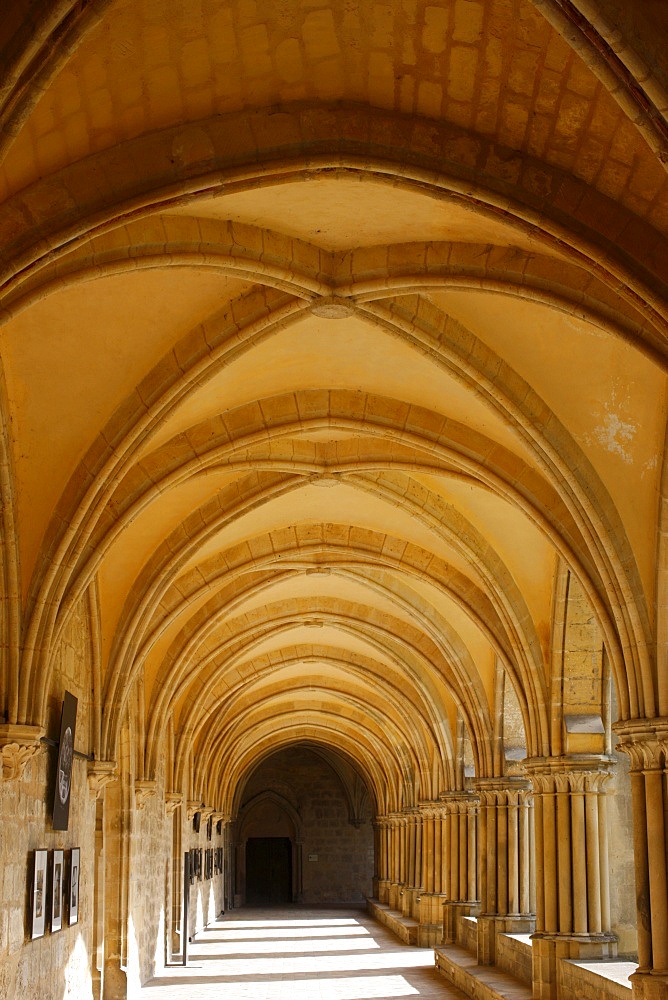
[235,744,374,906]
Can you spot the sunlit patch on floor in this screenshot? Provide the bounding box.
[139,908,456,999]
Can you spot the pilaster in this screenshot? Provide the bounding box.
[614,719,668,1000]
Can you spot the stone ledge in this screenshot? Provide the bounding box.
[562,959,636,998]
[366,898,418,945]
[435,937,636,1000]
[435,941,533,1000]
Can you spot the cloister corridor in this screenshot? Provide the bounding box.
[137,907,637,1000]
[138,908,482,1000]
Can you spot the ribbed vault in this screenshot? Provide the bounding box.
[0,0,666,834]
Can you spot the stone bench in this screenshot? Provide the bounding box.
[366,898,418,945]
[435,942,534,1000]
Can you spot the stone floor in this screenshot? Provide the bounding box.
[139,906,467,999]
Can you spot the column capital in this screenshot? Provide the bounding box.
[186,799,203,820]
[165,791,182,815]
[0,724,45,782]
[417,799,448,818]
[522,755,614,792]
[438,789,480,808]
[135,778,157,809]
[87,758,118,798]
[474,776,531,803]
[613,718,668,772]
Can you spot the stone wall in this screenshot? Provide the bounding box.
[301,775,373,904]
[0,596,96,1000]
[496,932,533,985]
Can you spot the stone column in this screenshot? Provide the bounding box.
[88,761,117,1000]
[372,817,383,900]
[614,721,668,1000]
[395,809,422,921]
[102,768,130,999]
[165,793,182,961]
[525,757,616,1000]
[411,803,445,944]
[388,814,402,909]
[440,792,480,946]
[374,816,391,903]
[475,779,534,963]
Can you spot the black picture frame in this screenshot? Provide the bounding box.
[53,691,78,831]
[51,850,64,932]
[193,811,201,833]
[30,850,48,939]
[69,848,80,924]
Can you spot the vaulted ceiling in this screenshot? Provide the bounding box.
[1,0,666,813]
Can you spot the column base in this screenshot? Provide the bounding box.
[531,933,618,1000]
[478,914,535,964]
[630,971,668,1000]
[531,931,617,960]
[388,881,401,910]
[400,885,420,918]
[415,892,448,946]
[376,879,391,904]
[102,963,128,1000]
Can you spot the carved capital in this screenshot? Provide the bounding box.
[418,799,450,819]
[523,755,614,793]
[87,759,118,798]
[135,778,158,809]
[438,790,480,814]
[165,791,182,815]
[187,799,203,820]
[474,776,530,805]
[613,718,668,772]
[0,724,45,782]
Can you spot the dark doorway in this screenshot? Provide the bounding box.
[246,837,292,905]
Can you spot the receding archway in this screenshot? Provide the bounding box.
[235,744,374,907]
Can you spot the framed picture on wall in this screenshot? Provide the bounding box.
[51,850,64,932]
[31,850,48,939]
[53,691,78,831]
[69,848,80,925]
